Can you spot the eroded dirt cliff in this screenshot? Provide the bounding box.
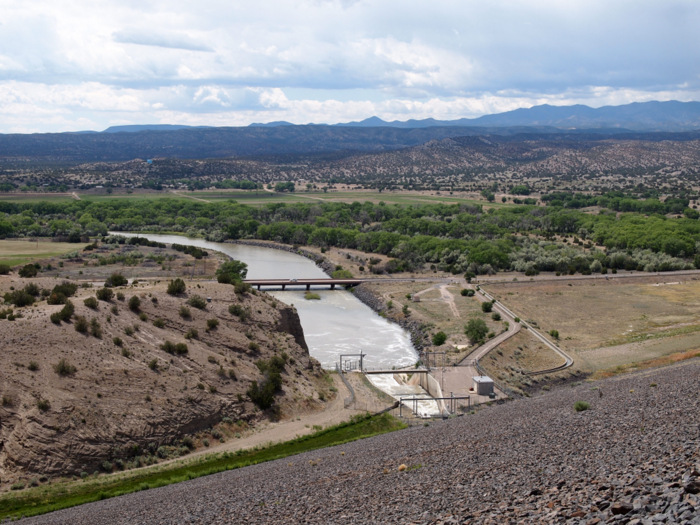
[0,275,330,487]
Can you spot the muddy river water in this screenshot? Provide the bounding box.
[116,233,418,370]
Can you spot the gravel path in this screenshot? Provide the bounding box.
[17,360,700,524]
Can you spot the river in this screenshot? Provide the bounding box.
[115,233,418,370]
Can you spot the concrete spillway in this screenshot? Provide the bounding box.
[367,373,442,418]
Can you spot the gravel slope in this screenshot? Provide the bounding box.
[17,360,700,524]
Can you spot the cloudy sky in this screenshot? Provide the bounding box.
[1,0,699,133]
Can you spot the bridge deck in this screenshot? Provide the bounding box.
[244,278,365,290]
[364,369,430,374]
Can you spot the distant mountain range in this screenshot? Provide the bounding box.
[110,101,700,133]
[1,101,699,165]
[330,100,700,132]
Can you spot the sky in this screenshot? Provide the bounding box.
[1,0,699,133]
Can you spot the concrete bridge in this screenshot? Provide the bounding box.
[244,278,365,290]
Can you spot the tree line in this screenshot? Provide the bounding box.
[0,198,698,275]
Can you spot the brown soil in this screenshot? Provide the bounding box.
[484,275,700,365]
[0,242,342,488]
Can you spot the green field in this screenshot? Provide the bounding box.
[1,189,507,208]
[80,192,190,202]
[182,189,507,208]
[0,239,87,267]
[0,193,76,204]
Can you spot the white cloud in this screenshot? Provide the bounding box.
[0,0,699,132]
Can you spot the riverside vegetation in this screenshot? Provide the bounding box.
[0,195,698,278]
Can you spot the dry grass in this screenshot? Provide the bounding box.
[484,276,700,373]
[591,349,700,380]
[368,280,505,355]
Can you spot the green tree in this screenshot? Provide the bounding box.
[216,260,248,284]
[465,318,488,344]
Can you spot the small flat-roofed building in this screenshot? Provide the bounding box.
[473,375,494,396]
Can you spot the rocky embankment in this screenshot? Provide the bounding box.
[352,284,429,353]
[17,360,699,524]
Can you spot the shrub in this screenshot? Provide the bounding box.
[184,328,198,340]
[105,273,128,287]
[0,263,11,275]
[160,340,188,355]
[167,278,186,296]
[138,312,148,322]
[332,268,353,279]
[124,326,134,336]
[492,312,501,321]
[179,305,191,319]
[128,295,141,312]
[113,337,123,347]
[74,316,88,333]
[51,282,78,299]
[206,318,219,330]
[187,295,207,310]
[28,361,39,371]
[4,290,34,307]
[153,318,165,328]
[148,359,158,371]
[304,291,321,300]
[574,401,590,412]
[47,292,67,305]
[96,287,114,301]
[54,358,77,376]
[50,312,62,324]
[234,281,251,295]
[549,329,560,340]
[84,297,98,310]
[228,304,249,320]
[36,399,50,411]
[90,318,102,338]
[481,301,493,313]
[18,264,38,278]
[24,283,41,296]
[432,331,447,346]
[116,292,125,301]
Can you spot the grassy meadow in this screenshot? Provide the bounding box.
[0,239,88,267]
